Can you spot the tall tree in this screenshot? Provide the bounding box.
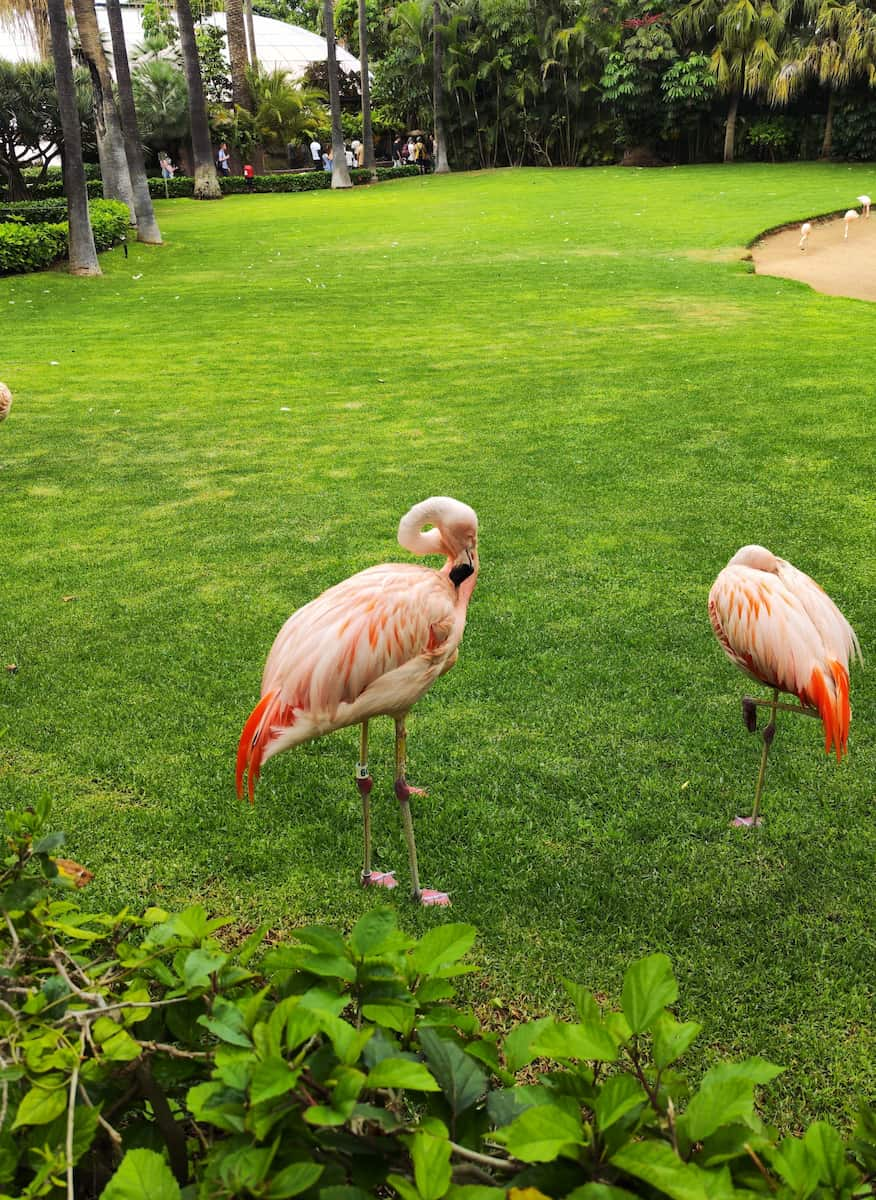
[358,0,377,178]
[677,0,785,161]
[105,0,161,243]
[244,0,257,63]
[70,0,136,218]
[45,0,99,274]
[175,0,222,198]
[226,0,254,171]
[432,0,449,171]
[323,0,352,187]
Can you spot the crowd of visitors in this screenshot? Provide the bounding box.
[306,134,436,173]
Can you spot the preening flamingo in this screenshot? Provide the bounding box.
[0,383,11,422]
[857,195,871,218]
[236,496,479,906]
[843,210,859,239]
[799,221,812,250]
[709,545,861,827]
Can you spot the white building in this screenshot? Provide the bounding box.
[0,3,360,77]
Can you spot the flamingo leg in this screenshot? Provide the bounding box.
[358,720,396,891]
[394,716,449,907]
[734,688,779,828]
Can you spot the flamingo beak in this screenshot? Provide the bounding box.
[449,548,474,587]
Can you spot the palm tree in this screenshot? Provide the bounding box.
[773,0,874,156]
[71,0,136,217]
[45,0,99,274]
[677,0,785,161]
[105,0,161,242]
[240,66,327,153]
[433,0,450,171]
[358,0,377,178]
[323,0,352,187]
[226,0,254,171]
[175,0,222,198]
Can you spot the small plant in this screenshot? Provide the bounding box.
[1,800,874,1199]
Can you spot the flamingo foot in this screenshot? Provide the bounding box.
[361,870,398,889]
[417,888,451,907]
[731,815,762,829]
[407,785,428,797]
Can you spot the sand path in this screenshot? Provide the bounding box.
[752,213,876,303]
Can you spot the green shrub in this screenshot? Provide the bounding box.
[0,199,129,275]
[27,178,104,201]
[0,198,68,224]
[1,798,875,1200]
[146,165,421,199]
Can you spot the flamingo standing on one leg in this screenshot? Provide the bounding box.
[709,545,861,827]
[857,195,871,218]
[0,383,12,422]
[799,221,812,250]
[843,210,859,239]
[236,496,479,906]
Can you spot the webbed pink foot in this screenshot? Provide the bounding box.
[731,815,762,828]
[417,888,450,907]
[362,870,398,889]
[407,785,428,797]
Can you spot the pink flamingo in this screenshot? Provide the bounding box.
[0,383,11,422]
[799,221,812,250]
[843,210,859,239]
[237,496,479,906]
[857,195,871,218]
[709,545,861,827]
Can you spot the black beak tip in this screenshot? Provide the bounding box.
[449,563,475,587]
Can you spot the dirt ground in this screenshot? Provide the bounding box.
[752,212,876,303]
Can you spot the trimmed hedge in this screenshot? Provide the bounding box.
[0,199,129,275]
[0,198,68,224]
[28,178,104,200]
[147,164,421,199]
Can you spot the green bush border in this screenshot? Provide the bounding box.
[0,199,129,276]
[145,164,421,199]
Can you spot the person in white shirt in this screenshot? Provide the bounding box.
[310,139,321,169]
[345,145,355,168]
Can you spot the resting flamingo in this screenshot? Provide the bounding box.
[709,545,861,827]
[843,210,859,239]
[236,496,479,906]
[799,221,811,250]
[857,195,871,218]
[0,383,11,422]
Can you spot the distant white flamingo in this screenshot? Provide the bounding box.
[843,210,859,239]
[236,496,479,906]
[857,195,871,218]
[799,221,812,250]
[709,545,861,827]
[0,383,11,422]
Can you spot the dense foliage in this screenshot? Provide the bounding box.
[2,798,875,1200]
[0,199,128,274]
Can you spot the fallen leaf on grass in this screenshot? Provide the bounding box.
[5,664,17,674]
[54,858,94,887]
[62,595,77,603]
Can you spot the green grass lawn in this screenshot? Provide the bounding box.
[2,163,875,1129]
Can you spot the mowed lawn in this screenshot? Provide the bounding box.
[2,164,875,1128]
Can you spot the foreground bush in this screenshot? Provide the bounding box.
[0,200,129,275]
[1,799,874,1200]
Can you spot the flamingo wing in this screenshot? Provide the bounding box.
[237,564,456,798]
[709,560,860,759]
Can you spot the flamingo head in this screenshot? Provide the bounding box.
[398,496,479,585]
[729,545,779,573]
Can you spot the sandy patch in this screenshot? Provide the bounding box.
[752,214,876,303]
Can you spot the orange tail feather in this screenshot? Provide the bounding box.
[236,690,280,803]
[803,663,850,762]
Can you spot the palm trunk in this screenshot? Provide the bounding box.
[432,0,450,172]
[46,0,100,275]
[323,0,352,188]
[723,88,740,163]
[71,0,136,221]
[175,0,222,198]
[244,0,257,64]
[226,0,253,173]
[105,0,162,243]
[820,89,835,159]
[357,0,377,178]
